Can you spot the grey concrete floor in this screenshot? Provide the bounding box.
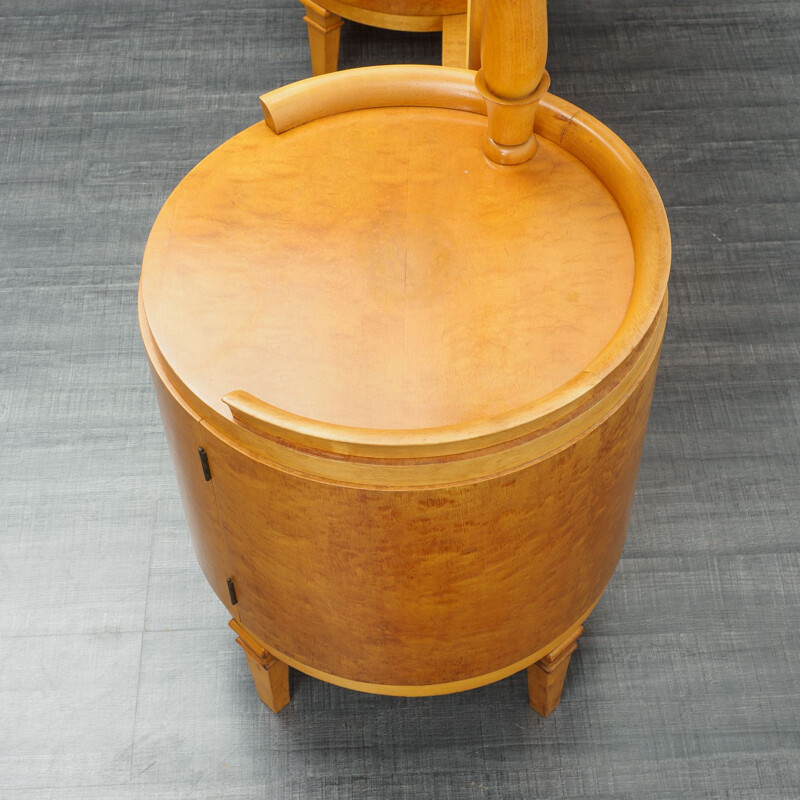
[2,0,799,797]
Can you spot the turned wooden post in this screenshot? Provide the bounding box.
[476,0,549,164]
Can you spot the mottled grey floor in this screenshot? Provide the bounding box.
[2,0,799,797]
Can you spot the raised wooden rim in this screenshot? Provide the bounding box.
[142,66,670,464]
[140,293,664,486]
[249,67,670,455]
[220,299,666,463]
[260,66,485,134]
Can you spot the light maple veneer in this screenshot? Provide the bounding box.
[139,66,670,714]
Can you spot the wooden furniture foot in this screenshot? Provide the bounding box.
[230,620,290,712]
[527,625,583,716]
[300,0,344,75]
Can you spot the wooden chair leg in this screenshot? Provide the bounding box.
[230,619,290,712]
[299,0,344,76]
[441,13,469,69]
[527,625,583,716]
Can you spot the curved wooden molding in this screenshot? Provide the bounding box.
[220,299,665,474]
[260,65,484,134]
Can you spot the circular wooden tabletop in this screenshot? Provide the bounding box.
[141,105,636,434]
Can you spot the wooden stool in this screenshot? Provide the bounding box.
[298,0,470,73]
[140,0,669,715]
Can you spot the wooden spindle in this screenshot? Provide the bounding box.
[475,0,549,165]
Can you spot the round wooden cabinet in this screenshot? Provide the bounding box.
[139,65,670,715]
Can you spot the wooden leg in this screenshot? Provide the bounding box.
[527,625,583,717]
[230,620,290,712]
[441,13,468,69]
[243,651,290,713]
[299,0,343,76]
[466,0,484,70]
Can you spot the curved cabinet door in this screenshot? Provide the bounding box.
[150,366,239,620]
[201,352,660,689]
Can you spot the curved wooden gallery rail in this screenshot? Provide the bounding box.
[139,2,670,716]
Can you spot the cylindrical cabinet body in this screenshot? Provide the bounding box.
[140,67,670,699]
[145,313,662,691]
